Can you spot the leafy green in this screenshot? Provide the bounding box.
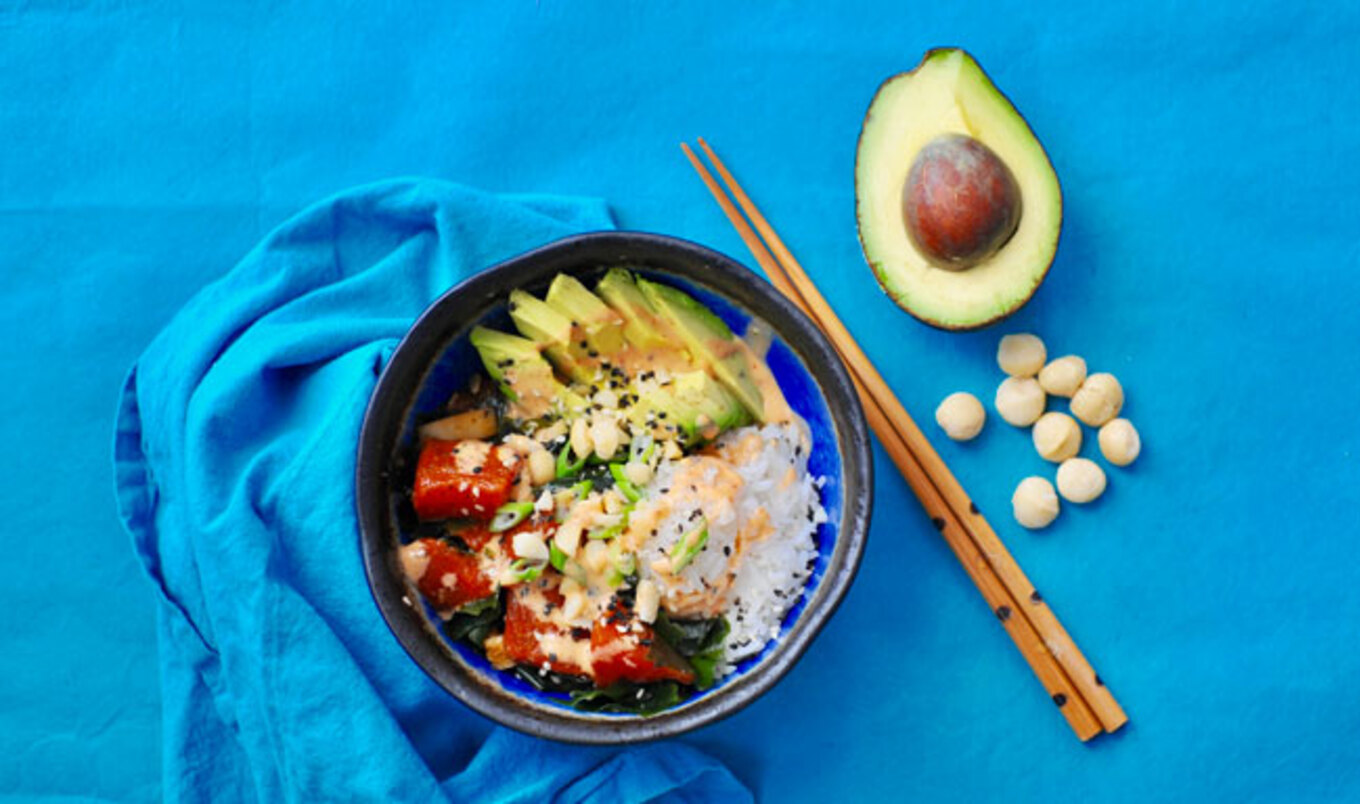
[512,665,594,694]
[653,611,730,690]
[441,594,503,646]
[569,681,684,714]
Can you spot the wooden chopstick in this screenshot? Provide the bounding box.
[682,139,1127,739]
[679,142,1099,741]
[690,138,1128,735]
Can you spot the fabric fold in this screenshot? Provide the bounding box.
[113,178,748,803]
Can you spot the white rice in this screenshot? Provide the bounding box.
[635,420,826,675]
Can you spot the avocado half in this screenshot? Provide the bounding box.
[855,48,1062,330]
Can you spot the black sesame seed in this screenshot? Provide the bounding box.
[1052,693,1068,707]
[587,350,599,358]
[579,340,589,349]
[1094,675,1105,687]
[548,652,558,663]
[723,545,731,556]
[931,517,945,531]
[1029,590,1044,604]
[969,501,980,514]
[995,605,1012,622]
[472,466,483,474]
[658,412,668,419]
[571,627,590,640]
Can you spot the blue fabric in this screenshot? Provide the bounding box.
[4,1,1360,801]
[112,179,748,803]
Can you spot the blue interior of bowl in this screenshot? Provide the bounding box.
[396,270,844,715]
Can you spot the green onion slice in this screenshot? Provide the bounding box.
[549,541,568,572]
[555,441,588,479]
[509,558,544,584]
[629,434,655,463]
[489,502,534,533]
[609,463,642,503]
[668,518,709,574]
[589,521,626,541]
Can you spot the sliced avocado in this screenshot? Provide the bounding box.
[670,371,750,435]
[627,384,702,443]
[468,326,583,419]
[635,279,765,421]
[595,268,677,351]
[596,268,701,375]
[507,290,593,382]
[545,274,627,356]
[628,370,748,443]
[855,48,1061,330]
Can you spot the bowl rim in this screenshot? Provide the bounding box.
[356,230,873,743]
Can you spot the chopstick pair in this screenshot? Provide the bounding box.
[681,138,1128,741]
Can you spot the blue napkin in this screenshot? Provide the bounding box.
[112,178,750,803]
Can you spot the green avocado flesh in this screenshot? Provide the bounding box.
[635,278,765,420]
[471,271,769,436]
[596,268,677,351]
[855,48,1062,330]
[468,326,582,417]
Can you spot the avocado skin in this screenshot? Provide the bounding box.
[855,47,1063,331]
[634,278,766,421]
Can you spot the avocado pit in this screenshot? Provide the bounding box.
[902,133,1022,271]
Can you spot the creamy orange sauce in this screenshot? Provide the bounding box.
[453,440,493,473]
[734,506,773,560]
[665,585,730,618]
[533,630,594,669]
[737,338,793,424]
[399,541,431,582]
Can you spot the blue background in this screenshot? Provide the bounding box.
[3,1,1357,800]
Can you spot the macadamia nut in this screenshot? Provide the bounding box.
[997,334,1047,377]
[935,392,985,441]
[1012,476,1060,529]
[1056,458,1107,503]
[1098,418,1141,467]
[1070,373,1124,427]
[1032,412,1082,462]
[995,377,1046,426]
[1038,355,1087,398]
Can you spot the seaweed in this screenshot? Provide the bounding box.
[653,611,730,690]
[441,593,503,646]
[568,681,684,714]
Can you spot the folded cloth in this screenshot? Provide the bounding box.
[113,179,750,803]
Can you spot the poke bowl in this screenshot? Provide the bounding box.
[356,231,872,743]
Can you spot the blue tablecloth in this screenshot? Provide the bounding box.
[3,2,1358,801]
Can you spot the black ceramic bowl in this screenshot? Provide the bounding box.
[357,232,872,743]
